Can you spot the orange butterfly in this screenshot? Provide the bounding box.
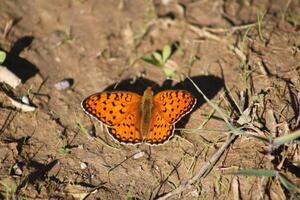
[81,87,196,145]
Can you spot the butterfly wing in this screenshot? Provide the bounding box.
[145,107,174,145]
[81,91,142,126]
[153,90,196,124]
[107,107,142,144]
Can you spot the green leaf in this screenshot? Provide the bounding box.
[141,55,160,66]
[273,129,300,148]
[163,66,176,78]
[0,51,6,64]
[228,169,277,177]
[162,45,171,62]
[152,52,163,65]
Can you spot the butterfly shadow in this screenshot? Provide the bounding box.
[102,77,158,95]
[160,75,224,133]
[101,75,224,137]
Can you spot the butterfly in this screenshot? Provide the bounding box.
[81,87,196,145]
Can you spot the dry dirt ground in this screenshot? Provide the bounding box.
[0,0,300,199]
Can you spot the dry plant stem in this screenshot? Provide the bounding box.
[0,111,17,134]
[232,176,240,200]
[189,25,223,42]
[3,19,14,38]
[108,152,138,173]
[257,177,268,199]
[152,159,182,199]
[201,23,257,34]
[94,137,120,151]
[158,133,237,200]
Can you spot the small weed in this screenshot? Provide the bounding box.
[285,10,300,28]
[76,120,90,136]
[237,27,253,90]
[141,44,176,78]
[0,50,6,64]
[134,0,156,47]
[256,9,267,42]
[143,0,156,27]
[56,26,75,46]
[125,182,142,200]
[0,178,17,200]
[292,35,300,54]
[188,46,200,67]
[26,85,33,96]
[141,45,172,67]
[58,134,71,155]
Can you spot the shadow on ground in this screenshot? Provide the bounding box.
[2,36,39,83]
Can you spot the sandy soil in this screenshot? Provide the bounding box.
[0,0,300,199]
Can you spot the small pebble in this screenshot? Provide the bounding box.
[12,163,22,175]
[55,57,61,62]
[80,162,88,170]
[190,189,199,197]
[21,96,30,105]
[54,78,73,90]
[133,151,145,159]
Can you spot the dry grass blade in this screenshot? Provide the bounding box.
[3,19,14,38]
[232,177,240,200]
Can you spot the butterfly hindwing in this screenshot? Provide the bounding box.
[107,106,142,144]
[145,108,174,145]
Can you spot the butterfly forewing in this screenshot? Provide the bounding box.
[153,90,196,124]
[81,91,142,126]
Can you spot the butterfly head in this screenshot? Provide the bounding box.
[143,87,154,99]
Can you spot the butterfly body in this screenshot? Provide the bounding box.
[140,87,154,141]
[81,87,196,145]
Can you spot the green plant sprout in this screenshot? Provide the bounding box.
[141,44,176,78]
[59,134,71,155]
[0,178,17,200]
[0,50,6,64]
[256,9,267,42]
